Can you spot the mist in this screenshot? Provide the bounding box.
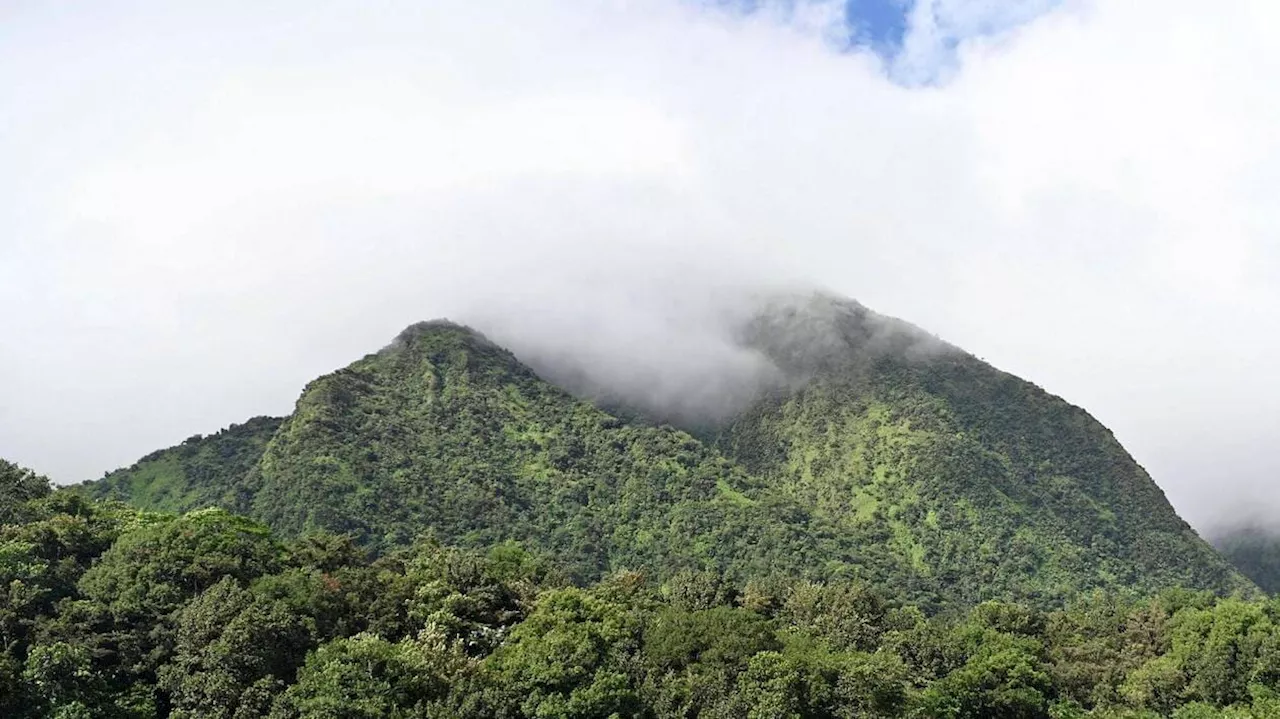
[472,284,951,430]
[3,0,1280,531]
[467,276,790,429]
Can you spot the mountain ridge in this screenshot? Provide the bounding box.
[74,293,1255,606]
[718,297,1235,603]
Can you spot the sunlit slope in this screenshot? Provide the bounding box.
[234,321,836,582]
[75,416,283,514]
[715,295,1251,604]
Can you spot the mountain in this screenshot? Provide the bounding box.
[1210,524,1280,594]
[76,294,1253,605]
[80,416,283,514]
[717,295,1247,604]
[225,320,842,582]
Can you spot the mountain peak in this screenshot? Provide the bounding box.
[386,319,489,350]
[740,290,957,378]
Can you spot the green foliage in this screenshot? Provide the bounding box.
[916,631,1052,719]
[271,630,466,719]
[403,539,541,656]
[718,311,1251,605]
[77,417,283,515]
[158,575,315,718]
[719,641,911,719]
[37,295,1275,715]
[0,458,52,524]
[22,641,97,713]
[236,322,835,585]
[639,605,780,715]
[3,483,1280,718]
[78,508,282,622]
[487,587,642,718]
[777,580,893,652]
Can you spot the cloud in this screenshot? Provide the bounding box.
[2,0,1279,529]
[895,0,1062,82]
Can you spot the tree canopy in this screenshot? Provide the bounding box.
[0,488,1275,718]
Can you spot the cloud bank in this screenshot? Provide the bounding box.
[3,0,1280,529]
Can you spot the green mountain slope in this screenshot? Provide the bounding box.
[717,295,1250,604]
[78,297,1252,605]
[78,416,283,514]
[226,321,851,582]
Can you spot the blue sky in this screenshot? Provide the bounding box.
[711,0,1059,80]
[842,0,910,51]
[716,0,1062,81]
[714,0,912,53]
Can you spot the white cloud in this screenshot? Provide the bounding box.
[895,0,1061,82]
[2,0,1279,528]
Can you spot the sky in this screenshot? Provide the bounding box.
[2,0,1279,531]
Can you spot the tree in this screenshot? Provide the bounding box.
[159,576,315,718]
[78,508,282,622]
[271,631,466,719]
[487,588,641,718]
[916,631,1053,719]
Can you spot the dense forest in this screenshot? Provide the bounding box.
[5,460,1280,718]
[12,293,1274,717]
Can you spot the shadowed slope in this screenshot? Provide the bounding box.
[1210,524,1280,594]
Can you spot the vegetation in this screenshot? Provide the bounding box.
[80,417,283,514]
[9,294,1274,715]
[233,321,846,583]
[79,301,1249,606]
[1,481,1278,718]
[720,295,1248,606]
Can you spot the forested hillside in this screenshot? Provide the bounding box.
[3,474,1279,719]
[81,417,283,514]
[718,295,1245,605]
[7,295,1274,714]
[76,295,1251,607]
[232,321,847,583]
